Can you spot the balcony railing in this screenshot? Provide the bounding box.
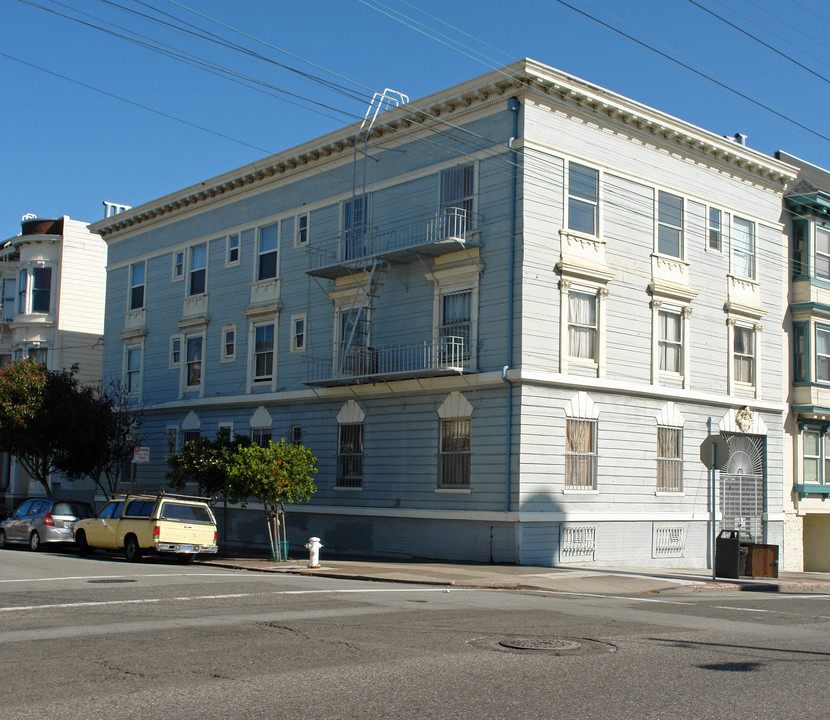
[307,208,479,278]
[306,335,468,386]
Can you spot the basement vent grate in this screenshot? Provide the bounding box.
[560,524,596,562]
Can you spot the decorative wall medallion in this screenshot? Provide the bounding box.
[735,406,753,433]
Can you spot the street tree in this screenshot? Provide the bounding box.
[0,359,99,497]
[67,381,144,500]
[227,439,317,560]
[166,428,251,499]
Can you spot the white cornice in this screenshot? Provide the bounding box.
[91,58,797,241]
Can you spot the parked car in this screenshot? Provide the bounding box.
[74,492,218,563]
[0,498,94,551]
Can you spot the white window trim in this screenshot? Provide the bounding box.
[225,233,240,267]
[217,421,234,440]
[181,331,206,398]
[294,213,309,248]
[429,261,481,371]
[169,334,182,369]
[18,263,56,315]
[706,207,729,254]
[187,243,208,297]
[730,216,757,280]
[123,342,143,400]
[172,250,184,282]
[650,300,691,387]
[656,190,684,260]
[221,323,237,363]
[565,161,600,238]
[128,260,146,311]
[727,318,762,398]
[247,317,279,392]
[559,279,608,377]
[255,222,280,282]
[290,313,307,354]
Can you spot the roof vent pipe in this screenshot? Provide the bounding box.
[734,133,748,146]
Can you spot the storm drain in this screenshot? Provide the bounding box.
[499,637,581,652]
[87,579,137,584]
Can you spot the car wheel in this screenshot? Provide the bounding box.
[75,531,90,557]
[124,535,142,562]
[0,529,6,549]
[30,531,41,552]
[176,553,196,565]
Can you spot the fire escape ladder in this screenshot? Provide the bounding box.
[338,258,389,376]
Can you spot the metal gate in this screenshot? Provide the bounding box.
[719,433,766,542]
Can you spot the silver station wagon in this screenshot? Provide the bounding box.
[0,498,94,551]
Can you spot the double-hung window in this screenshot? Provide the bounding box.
[803,430,830,485]
[657,426,683,492]
[185,336,203,388]
[254,323,275,382]
[568,291,597,361]
[816,227,830,280]
[126,346,142,395]
[130,262,145,310]
[343,195,369,260]
[291,314,306,353]
[658,310,682,373]
[251,427,272,447]
[170,336,181,368]
[222,325,236,362]
[658,191,683,258]
[708,208,723,251]
[565,418,597,490]
[17,269,26,314]
[226,233,240,266]
[1,277,15,322]
[257,223,278,280]
[440,290,472,362]
[336,423,363,488]
[31,267,52,313]
[295,214,309,247]
[438,418,471,488]
[173,251,184,280]
[440,163,475,236]
[568,163,599,236]
[188,244,207,296]
[816,326,830,382]
[733,325,755,385]
[732,217,756,279]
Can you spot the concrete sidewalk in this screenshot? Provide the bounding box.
[200,555,830,595]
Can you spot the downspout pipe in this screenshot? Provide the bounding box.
[504,97,520,513]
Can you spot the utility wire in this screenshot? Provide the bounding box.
[686,0,830,87]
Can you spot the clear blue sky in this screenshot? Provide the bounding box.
[2,0,829,239]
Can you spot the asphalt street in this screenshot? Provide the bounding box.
[2,549,829,719]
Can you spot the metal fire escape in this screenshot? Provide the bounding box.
[305,89,480,386]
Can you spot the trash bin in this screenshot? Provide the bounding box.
[744,543,779,578]
[715,530,742,578]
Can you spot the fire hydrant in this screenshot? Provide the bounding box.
[305,536,323,568]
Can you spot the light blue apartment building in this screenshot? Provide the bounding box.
[91,59,796,567]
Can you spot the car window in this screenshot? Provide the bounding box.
[111,502,124,518]
[160,503,212,523]
[14,500,33,516]
[52,502,93,517]
[124,500,155,517]
[97,502,117,519]
[29,500,48,516]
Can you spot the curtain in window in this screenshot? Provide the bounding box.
[657,426,682,492]
[568,292,596,359]
[439,418,471,487]
[817,329,830,381]
[659,311,681,372]
[733,326,754,384]
[803,430,819,484]
[441,291,471,360]
[565,418,597,489]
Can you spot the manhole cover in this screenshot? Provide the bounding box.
[499,637,582,651]
[88,579,137,584]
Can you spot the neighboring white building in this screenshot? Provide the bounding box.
[91,59,796,567]
[0,215,108,502]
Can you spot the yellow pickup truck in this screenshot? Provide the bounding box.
[73,492,218,563]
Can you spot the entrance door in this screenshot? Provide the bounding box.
[720,433,766,542]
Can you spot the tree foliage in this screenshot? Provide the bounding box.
[0,360,104,497]
[227,439,318,510]
[166,428,250,499]
[69,381,144,500]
